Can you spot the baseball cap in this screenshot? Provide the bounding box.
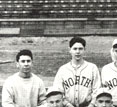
[112,39,117,48]
[96,88,112,99]
[46,87,63,98]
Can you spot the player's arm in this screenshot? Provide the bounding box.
[38,103,47,107]
[101,66,108,87]
[2,79,15,107]
[37,79,46,106]
[53,68,74,107]
[89,65,101,107]
[63,99,74,107]
[53,69,64,93]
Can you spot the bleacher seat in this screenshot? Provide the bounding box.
[0,0,116,18]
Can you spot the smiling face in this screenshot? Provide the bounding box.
[17,55,33,75]
[69,42,85,62]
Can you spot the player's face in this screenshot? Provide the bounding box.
[113,48,117,55]
[112,48,117,62]
[69,42,85,61]
[17,55,32,74]
[96,96,112,107]
[47,94,63,107]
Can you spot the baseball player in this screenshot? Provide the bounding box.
[2,49,46,107]
[53,37,101,107]
[95,88,113,107]
[46,86,64,107]
[101,39,117,107]
[39,86,64,107]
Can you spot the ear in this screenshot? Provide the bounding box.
[16,62,19,68]
[68,47,71,53]
[84,47,86,50]
[111,101,113,105]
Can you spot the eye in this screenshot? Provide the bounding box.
[73,47,77,50]
[105,100,111,103]
[21,60,25,63]
[27,60,31,63]
[79,47,83,50]
[56,100,61,103]
[98,100,103,103]
[50,101,54,104]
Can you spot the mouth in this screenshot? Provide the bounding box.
[75,55,81,57]
[24,67,30,71]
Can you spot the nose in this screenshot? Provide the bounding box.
[24,61,28,66]
[76,49,80,53]
[102,102,106,107]
[53,102,57,107]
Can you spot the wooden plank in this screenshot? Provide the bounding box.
[0,28,20,34]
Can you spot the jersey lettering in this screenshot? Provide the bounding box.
[105,78,117,89]
[63,75,92,90]
[68,78,74,86]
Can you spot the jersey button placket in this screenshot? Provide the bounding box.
[75,89,79,106]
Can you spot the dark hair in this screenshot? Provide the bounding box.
[113,44,117,48]
[96,93,112,100]
[69,37,86,48]
[46,91,63,98]
[16,49,33,62]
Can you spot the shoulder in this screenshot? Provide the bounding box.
[3,73,19,86]
[31,73,44,84]
[57,62,71,73]
[102,62,113,70]
[85,61,98,68]
[102,62,114,72]
[59,62,71,70]
[5,73,18,82]
[84,61,100,75]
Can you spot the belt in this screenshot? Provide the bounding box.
[73,102,90,107]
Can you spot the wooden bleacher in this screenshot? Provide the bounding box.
[0,0,117,36]
[0,0,117,18]
[0,0,117,37]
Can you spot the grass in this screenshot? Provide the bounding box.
[0,36,115,87]
[0,36,115,107]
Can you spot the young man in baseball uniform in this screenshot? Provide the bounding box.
[95,88,113,107]
[53,37,101,107]
[2,49,46,107]
[101,39,117,107]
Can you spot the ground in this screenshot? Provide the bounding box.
[0,36,116,87]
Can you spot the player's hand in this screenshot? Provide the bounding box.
[88,103,95,107]
[65,103,74,107]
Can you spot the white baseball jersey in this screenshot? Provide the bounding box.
[101,62,117,104]
[53,60,101,107]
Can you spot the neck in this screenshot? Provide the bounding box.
[71,59,84,67]
[114,61,117,68]
[19,72,31,78]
